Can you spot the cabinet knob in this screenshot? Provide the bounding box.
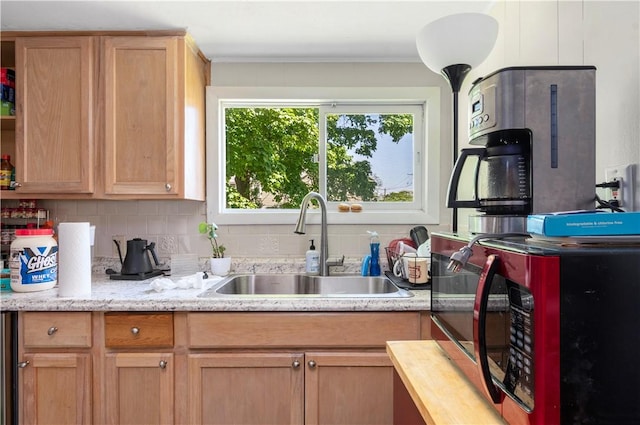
[165,183,172,191]
[131,327,140,335]
[292,360,300,369]
[11,182,21,188]
[308,360,316,368]
[47,326,58,335]
[159,360,168,369]
[18,361,29,368]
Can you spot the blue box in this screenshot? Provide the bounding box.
[1,84,15,103]
[527,211,640,237]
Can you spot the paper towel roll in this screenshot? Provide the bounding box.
[57,222,92,297]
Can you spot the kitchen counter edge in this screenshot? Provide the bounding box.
[0,274,430,312]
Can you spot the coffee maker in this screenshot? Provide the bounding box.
[447,66,596,233]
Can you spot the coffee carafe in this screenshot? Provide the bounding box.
[447,129,532,216]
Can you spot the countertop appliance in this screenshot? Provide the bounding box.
[430,231,640,425]
[447,66,596,233]
[110,238,164,280]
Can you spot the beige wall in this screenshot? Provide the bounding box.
[40,0,639,260]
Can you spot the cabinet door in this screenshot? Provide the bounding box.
[104,352,174,425]
[305,351,394,425]
[188,352,304,425]
[20,353,92,424]
[103,36,180,197]
[14,36,95,193]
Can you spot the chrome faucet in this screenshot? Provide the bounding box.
[294,191,343,276]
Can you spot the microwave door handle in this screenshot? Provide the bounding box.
[473,254,505,403]
[446,148,484,208]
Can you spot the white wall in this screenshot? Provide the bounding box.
[457,0,640,229]
[484,0,640,172]
[41,0,639,260]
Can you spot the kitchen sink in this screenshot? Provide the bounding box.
[199,273,413,298]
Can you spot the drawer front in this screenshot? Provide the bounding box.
[105,312,174,348]
[187,312,421,348]
[22,312,92,348]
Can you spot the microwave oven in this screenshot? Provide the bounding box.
[430,232,640,425]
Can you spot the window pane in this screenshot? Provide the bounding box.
[224,107,319,209]
[326,113,414,203]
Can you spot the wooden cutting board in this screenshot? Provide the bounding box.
[387,340,506,425]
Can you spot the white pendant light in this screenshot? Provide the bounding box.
[416,12,498,232]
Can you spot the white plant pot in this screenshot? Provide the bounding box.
[209,257,232,276]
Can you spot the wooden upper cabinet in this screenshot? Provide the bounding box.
[2,31,208,199]
[14,36,95,194]
[102,35,207,199]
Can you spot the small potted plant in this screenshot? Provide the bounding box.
[198,222,231,275]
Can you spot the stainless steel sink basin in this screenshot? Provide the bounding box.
[199,274,413,298]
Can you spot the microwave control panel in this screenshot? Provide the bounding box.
[506,284,535,410]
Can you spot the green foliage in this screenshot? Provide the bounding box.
[198,222,226,258]
[383,190,413,202]
[226,108,318,208]
[225,108,413,208]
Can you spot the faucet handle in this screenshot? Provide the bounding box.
[327,255,345,267]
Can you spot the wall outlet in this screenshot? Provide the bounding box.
[112,235,127,259]
[604,163,638,211]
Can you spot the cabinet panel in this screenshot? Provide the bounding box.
[187,312,421,348]
[103,36,179,196]
[188,352,304,425]
[22,311,92,348]
[20,353,92,424]
[105,352,174,425]
[104,312,173,348]
[305,351,394,425]
[14,36,94,193]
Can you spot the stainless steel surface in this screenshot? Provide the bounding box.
[468,66,596,214]
[199,274,413,298]
[468,215,527,234]
[294,192,330,275]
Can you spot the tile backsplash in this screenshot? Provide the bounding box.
[20,200,444,263]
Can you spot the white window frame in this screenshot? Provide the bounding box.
[206,86,441,225]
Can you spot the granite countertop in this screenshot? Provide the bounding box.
[0,273,431,312]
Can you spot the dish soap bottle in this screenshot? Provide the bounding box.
[305,239,320,275]
[367,231,381,276]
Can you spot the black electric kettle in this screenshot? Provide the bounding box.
[114,238,161,275]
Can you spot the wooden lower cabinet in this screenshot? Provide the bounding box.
[19,353,92,425]
[17,311,423,424]
[188,352,304,425]
[104,352,174,425]
[187,351,394,425]
[18,312,93,425]
[184,311,421,425]
[305,351,394,425]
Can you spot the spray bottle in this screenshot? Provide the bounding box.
[367,231,381,276]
